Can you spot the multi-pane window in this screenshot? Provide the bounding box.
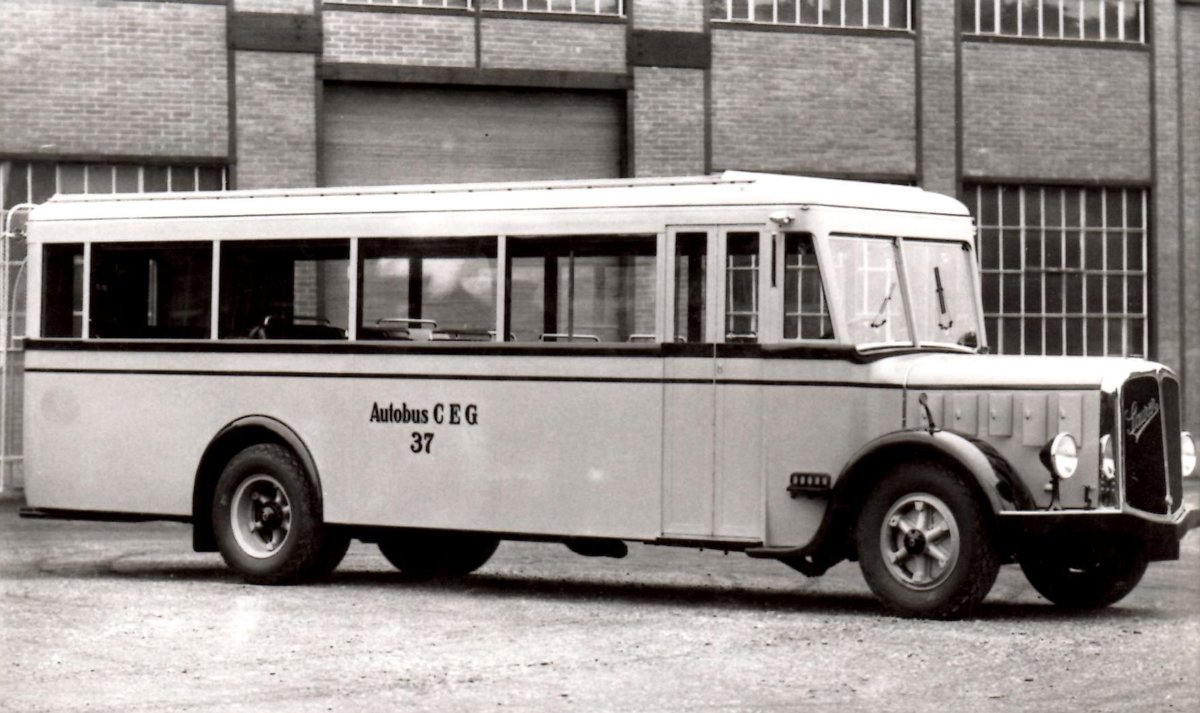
[967,183,1148,357]
[323,0,625,14]
[725,232,760,342]
[482,0,622,12]
[783,232,832,340]
[2,161,227,209]
[961,0,1144,43]
[712,0,910,30]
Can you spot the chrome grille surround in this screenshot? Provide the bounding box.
[1115,369,1184,517]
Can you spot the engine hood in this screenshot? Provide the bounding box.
[899,353,1168,392]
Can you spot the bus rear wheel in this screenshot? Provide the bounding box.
[212,443,349,584]
[1018,544,1147,609]
[855,461,999,619]
[377,530,499,578]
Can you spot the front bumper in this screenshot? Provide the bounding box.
[996,507,1200,562]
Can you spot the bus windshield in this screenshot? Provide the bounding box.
[901,239,981,348]
[826,235,911,348]
[825,234,981,350]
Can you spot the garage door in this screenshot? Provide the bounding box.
[321,84,625,186]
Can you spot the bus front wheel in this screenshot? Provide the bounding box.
[212,443,349,584]
[377,530,500,578]
[855,461,1000,619]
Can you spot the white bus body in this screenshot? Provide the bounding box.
[19,172,1199,619]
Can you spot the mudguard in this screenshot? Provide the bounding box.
[748,428,1030,575]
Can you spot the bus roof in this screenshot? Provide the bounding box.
[27,172,970,225]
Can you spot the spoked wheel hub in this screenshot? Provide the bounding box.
[880,493,960,591]
[231,474,293,558]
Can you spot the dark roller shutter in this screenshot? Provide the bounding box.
[321,84,624,186]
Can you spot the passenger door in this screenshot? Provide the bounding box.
[661,226,766,541]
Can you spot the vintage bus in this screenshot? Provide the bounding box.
[17,172,1199,619]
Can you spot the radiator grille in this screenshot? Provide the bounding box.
[1122,374,1179,515]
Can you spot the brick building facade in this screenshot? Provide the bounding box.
[1,0,1199,488]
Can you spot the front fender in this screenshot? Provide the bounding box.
[840,429,1031,515]
[748,428,1028,572]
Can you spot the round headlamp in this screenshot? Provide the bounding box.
[1047,432,1079,480]
[1182,432,1196,478]
[1099,434,1115,481]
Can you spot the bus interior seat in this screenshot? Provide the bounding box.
[249,315,347,340]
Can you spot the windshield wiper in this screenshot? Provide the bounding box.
[869,282,896,329]
[934,267,954,330]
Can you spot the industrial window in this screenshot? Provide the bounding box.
[961,0,1144,43]
[328,0,625,14]
[711,0,911,30]
[324,0,472,8]
[1,161,227,209]
[480,0,623,14]
[967,183,1148,357]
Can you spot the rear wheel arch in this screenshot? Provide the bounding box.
[192,416,323,553]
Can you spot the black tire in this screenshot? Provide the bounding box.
[855,461,1000,619]
[212,443,349,584]
[1019,544,1147,609]
[377,530,500,579]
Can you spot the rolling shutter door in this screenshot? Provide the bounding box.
[321,84,625,186]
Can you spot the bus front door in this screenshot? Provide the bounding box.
[661,227,765,543]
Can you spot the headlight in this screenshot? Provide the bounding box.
[1182,432,1196,478]
[1099,434,1115,481]
[1045,432,1079,480]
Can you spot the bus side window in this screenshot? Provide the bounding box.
[358,238,497,342]
[507,236,656,344]
[674,233,706,343]
[42,243,84,338]
[219,240,349,340]
[90,242,211,339]
[725,232,759,342]
[783,232,833,340]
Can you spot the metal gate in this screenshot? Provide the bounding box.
[0,205,30,496]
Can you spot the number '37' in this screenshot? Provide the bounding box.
[411,432,434,454]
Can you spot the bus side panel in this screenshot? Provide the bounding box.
[24,370,237,516]
[319,371,664,539]
[759,361,908,549]
[23,350,666,541]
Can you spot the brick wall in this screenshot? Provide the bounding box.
[1151,1,1183,394]
[1177,5,1200,431]
[324,9,475,67]
[961,42,1151,182]
[234,52,318,188]
[234,0,315,12]
[918,0,957,196]
[0,0,227,159]
[633,67,705,176]
[481,18,626,73]
[633,0,705,31]
[711,30,916,177]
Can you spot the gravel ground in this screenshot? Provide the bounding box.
[1,496,1197,713]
